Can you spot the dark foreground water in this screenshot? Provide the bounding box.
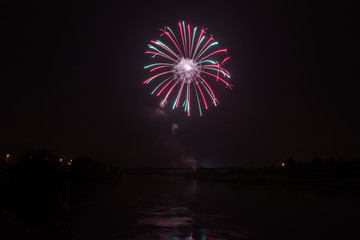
[67,175,360,240]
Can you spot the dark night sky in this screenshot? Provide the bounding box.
[1,1,358,167]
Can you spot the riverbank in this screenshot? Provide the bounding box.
[184,170,360,190]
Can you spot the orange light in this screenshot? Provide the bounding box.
[281,163,285,167]
[59,158,63,162]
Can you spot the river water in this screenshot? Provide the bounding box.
[67,175,360,240]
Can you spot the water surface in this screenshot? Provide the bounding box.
[68,175,360,239]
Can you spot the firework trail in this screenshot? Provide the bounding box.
[144,21,232,116]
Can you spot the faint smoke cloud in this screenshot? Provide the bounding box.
[186,156,198,172]
[171,123,179,136]
[149,107,166,118]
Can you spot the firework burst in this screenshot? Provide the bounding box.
[144,21,232,116]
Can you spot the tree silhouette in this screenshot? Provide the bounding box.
[285,157,296,169]
[6,151,64,228]
[311,154,324,171]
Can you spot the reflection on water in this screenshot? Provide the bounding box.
[135,195,250,239]
[68,175,360,240]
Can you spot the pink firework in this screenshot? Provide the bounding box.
[144,21,232,116]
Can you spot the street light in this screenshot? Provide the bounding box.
[6,154,10,162]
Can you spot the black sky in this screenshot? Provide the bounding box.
[1,0,358,167]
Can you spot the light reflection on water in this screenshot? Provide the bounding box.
[68,175,360,240]
[134,195,250,240]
